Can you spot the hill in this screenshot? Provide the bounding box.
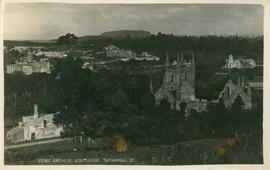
[100,30,151,39]
[4,40,56,47]
[78,30,152,42]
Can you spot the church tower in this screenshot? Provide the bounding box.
[155,52,196,111]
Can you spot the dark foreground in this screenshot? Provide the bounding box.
[5,136,263,165]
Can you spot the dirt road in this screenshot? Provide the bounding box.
[4,137,71,150]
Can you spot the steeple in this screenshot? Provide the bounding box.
[247,86,252,95]
[165,53,170,67]
[177,53,181,67]
[180,53,184,64]
[237,75,241,86]
[241,77,245,87]
[192,53,195,64]
[150,79,153,93]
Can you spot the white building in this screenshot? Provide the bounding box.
[7,104,63,143]
[6,59,51,75]
[224,54,256,69]
[35,51,66,58]
[104,45,136,59]
[11,46,43,52]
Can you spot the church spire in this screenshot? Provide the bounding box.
[181,53,184,64]
[237,75,241,86]
[165,53,170,67]
[241,77,245,87]
[192,53,195,64]
[150,79,153,93]
[177,53,181,67]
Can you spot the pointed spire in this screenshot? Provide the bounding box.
[192,53,195,64]
[247,86,252,95]
[241,77,245,87]
[181,53,183,64]
[165,53,170,67]
[177,53,180,67]
[150,79,153,93]
[237,75,241,86]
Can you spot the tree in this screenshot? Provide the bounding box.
[57,33,78,46]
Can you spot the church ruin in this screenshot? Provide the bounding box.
[218,76,252,110]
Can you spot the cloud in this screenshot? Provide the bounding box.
[3,3,263,40]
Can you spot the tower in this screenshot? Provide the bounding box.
[164,53,170,84]
[155,52,196,110]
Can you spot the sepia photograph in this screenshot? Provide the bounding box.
[1,1,267,167]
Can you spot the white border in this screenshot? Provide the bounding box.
[0,0,269,170]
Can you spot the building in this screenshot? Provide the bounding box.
[105,45,120,57]
[6,64,22,74]
[7,104,63,143]
[155,53,206,112]
[6,57,51,75]
[223,54,256,69]
[105,45,136,59]
[217,76,252,110]
[135,52,160,61]
[34,51,66,58]
[10,46,43,53]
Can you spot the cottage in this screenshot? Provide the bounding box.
[223,54,256,69]
[7,104,63,143]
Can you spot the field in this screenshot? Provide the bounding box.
[5,137,263,165]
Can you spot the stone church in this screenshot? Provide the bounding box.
[155,53,206,112]
[218,76,252,110]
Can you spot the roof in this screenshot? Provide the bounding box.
[250,76,263,82]
[7,126,24,136]
[42,113,55,119]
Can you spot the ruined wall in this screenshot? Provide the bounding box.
[220,78,252,110]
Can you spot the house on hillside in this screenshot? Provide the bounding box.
[104,45,136,59]
[7,104,63,143]
[223,54,256,69]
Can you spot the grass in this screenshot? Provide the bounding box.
[4,137,263,165]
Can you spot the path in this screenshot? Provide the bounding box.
[4,137,71,150]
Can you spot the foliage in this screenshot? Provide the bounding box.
[4,34,263,147]
[57,33,78,46]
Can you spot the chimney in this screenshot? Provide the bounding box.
[34,104,38,118]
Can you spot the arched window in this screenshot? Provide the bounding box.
[171,74,174,82]
[43,120,47,128]
[225,87,230,96]
[232,95,245,111]
[184,74,188,81]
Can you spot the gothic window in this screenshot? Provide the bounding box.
[171,74,174,82]
[232,95,245,111]
[44,120,47,128]
[225,87,230,96]
[184,74,188,81]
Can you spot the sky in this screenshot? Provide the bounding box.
[3,3,264,40]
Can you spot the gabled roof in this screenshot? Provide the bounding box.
[7,126,24,135]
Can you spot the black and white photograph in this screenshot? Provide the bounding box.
[1,0,267,167]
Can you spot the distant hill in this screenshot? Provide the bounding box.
[100,30,152,39]
[4,40,56,47]
[4,30,152,45]
[78,30,152,42]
